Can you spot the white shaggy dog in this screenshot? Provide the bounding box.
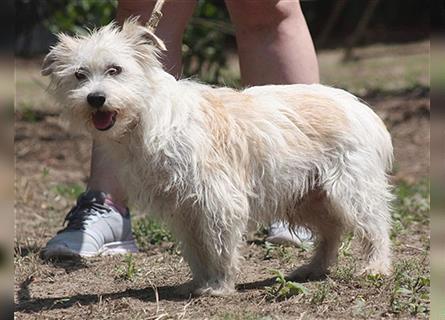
[42,20,393,296]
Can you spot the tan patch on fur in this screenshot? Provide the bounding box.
[200,89,350,179]
[282,93,349,146]
[201,89,254,187]
[201,90,230,150]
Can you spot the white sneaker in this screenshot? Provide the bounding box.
[266,222,314,247]
[41,190,138,259]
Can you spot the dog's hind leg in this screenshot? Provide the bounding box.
[360,218,392,275]
[288,193,344,282]
[325,173,393,276]
[355,187,392,275]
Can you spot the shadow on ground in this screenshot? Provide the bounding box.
[15,275,277,313]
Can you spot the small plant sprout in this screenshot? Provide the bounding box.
[265,269,307,301]
[116,253,138,281]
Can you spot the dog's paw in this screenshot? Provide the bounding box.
[176,279,235,297]
[287,265,328,282]
[360,261,392,277]
[192,280,235,297]
[193,286,235,297]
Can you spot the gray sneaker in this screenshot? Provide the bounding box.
[266,222,314,247]
[41,190,138,259]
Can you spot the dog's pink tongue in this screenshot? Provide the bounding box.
[92,111,114,130]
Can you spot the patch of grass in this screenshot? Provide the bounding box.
[14,242,44,278]
[265,269,307,301]
[393,180,429,223]
[132,216,173,250]
[262,241,275,260]
[297,240,312,253]
[14,242,40,259]
[115,253,138,281]
[389,259,430,316]
[52,183,84,200]
[332,260,356,282]
[261,241,294,262]
[391,180,429,239]
[19,106,43,123]
[276,246,294,263]
[310,281,332,305]
[352,296,368,317]
[366,273,385,288]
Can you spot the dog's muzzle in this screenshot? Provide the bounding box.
[87,92,117,131]
[91,110,117,131]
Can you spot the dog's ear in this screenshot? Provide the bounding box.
[139,29,167,51]
[41,33,80,76]
[122,18,167,51]
[41,51,56,76]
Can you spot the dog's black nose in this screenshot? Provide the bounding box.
[87,92,106,108]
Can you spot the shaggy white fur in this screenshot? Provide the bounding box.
[42,20,394,296]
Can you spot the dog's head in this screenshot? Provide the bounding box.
[42,19,166,139]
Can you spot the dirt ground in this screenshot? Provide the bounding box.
[14,42,430,319]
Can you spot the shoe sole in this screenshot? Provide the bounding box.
[266,234,314,247]
[41,240,139,259]
[98,240,139,256]
[266,235,303,247]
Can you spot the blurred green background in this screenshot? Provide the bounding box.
[16,0,429,86]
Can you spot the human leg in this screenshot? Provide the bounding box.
[225,0,319,86]
[117,0,196,78]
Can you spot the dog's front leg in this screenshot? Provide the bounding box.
[172,205,247,296]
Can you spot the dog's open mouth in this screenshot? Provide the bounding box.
[92,110,117,131]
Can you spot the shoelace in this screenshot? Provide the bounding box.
[57,201,111,234]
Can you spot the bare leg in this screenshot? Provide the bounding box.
[117,0,196,78]
[225,0,319,86]
[88,0,197,207]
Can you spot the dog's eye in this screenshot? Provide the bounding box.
[75,71,87,81]
[106,66,122,76]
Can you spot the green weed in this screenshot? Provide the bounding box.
[265,269,307,301]
[116,253,138,281]
[332,261,356,282]
[132,217,173,250]
[338,233,354,257]
[297,240,312,253]
[310,281,332,305]
[261,241,294,262]
[262,241,274,260]
[389,259,430,316]
[366,273,385,288]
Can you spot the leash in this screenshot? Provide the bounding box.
[146,0,167,33]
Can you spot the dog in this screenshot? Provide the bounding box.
[42,19,393,296]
